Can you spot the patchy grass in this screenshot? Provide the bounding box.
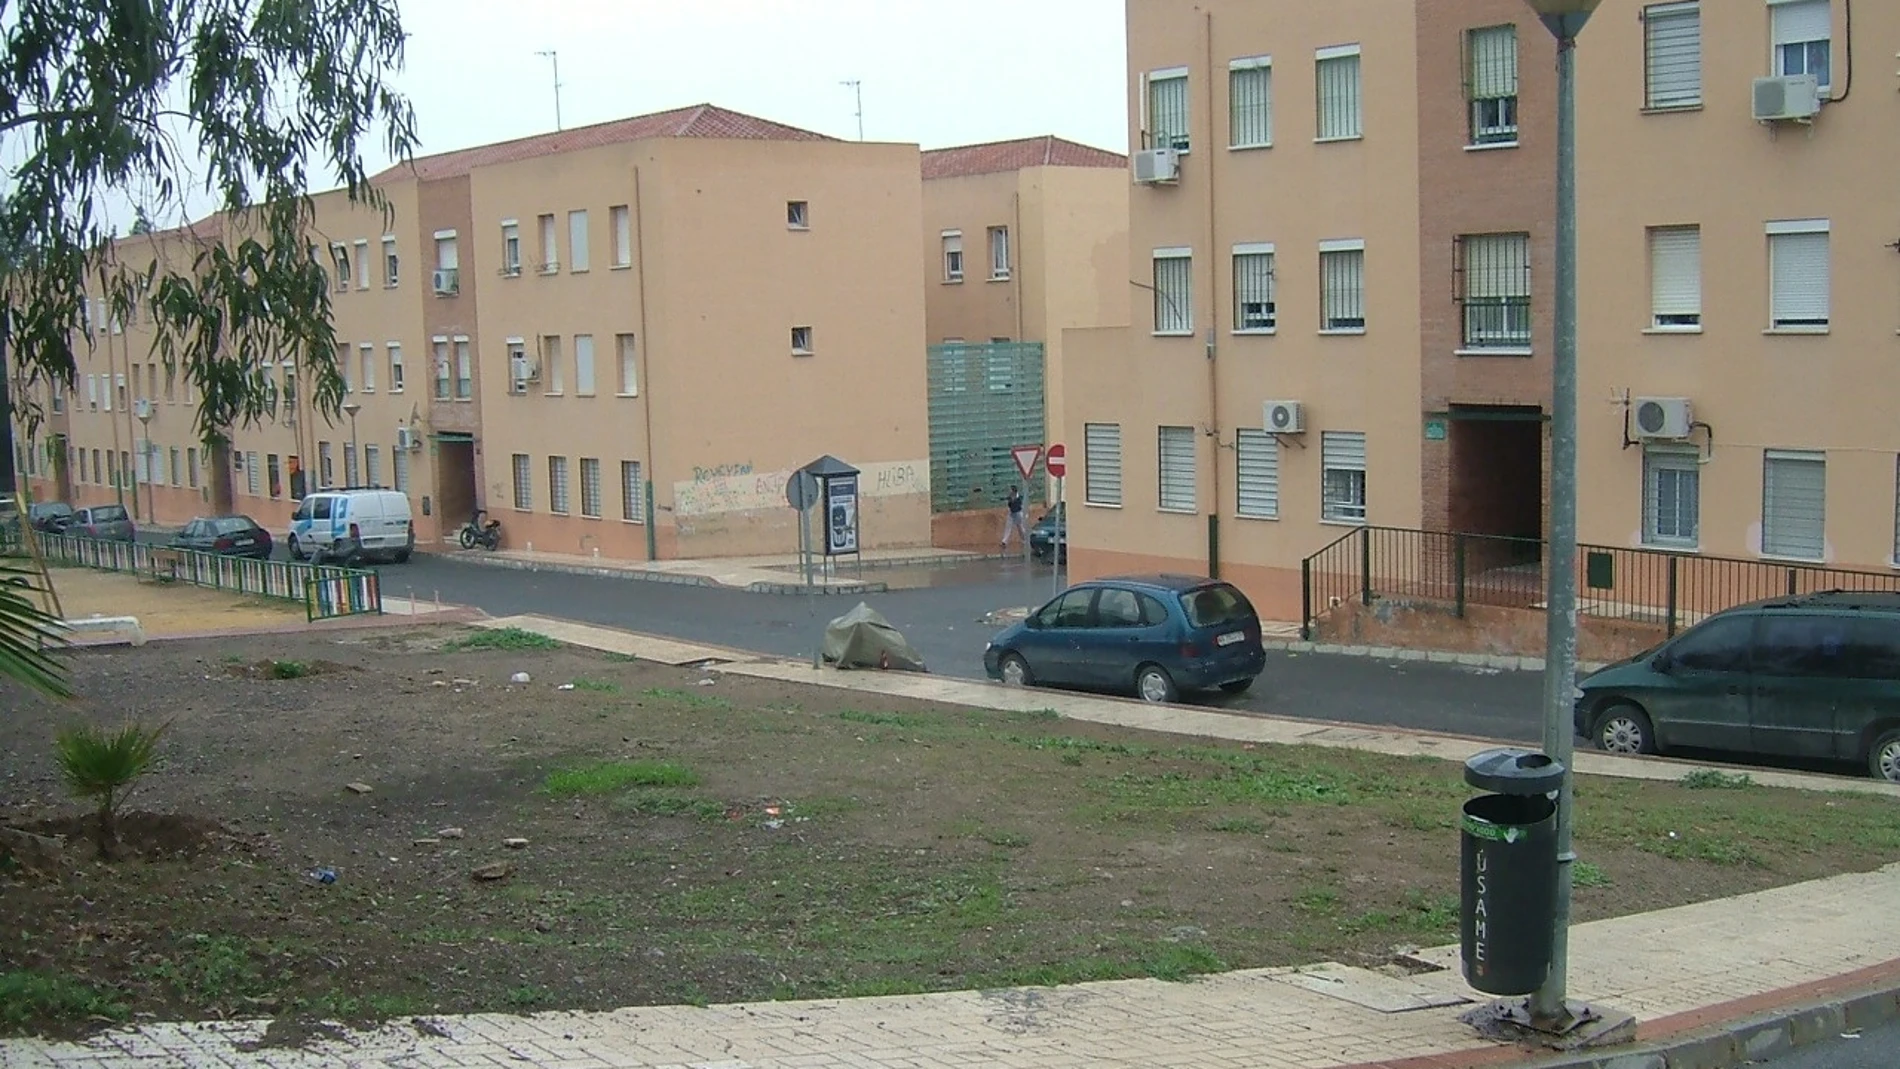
[1573,861,1612,888]
[443,627,561,652]
[266,660,311,680]
[0,971,126,1028]
[568,678,620,693]
[1681,769,1755,790]
[641,686,732,711]
[541,760,701,797]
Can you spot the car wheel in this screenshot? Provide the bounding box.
[998,653,1033,688]
[1594,703,1658,756]
[1135,664,1177,704]
[1868,729,1900,783]
[393,549,412,564]
[287,535,307,561]
[1219,677,1255,695]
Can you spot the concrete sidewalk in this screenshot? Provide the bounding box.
[437,544,998,594]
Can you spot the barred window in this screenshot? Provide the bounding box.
[512,453,532,510]
[1233,245,1276,332]
[548,456,570,514]
[1229,57,1272,148]
[1319,241,1366,332]
[1459,232,1531,349]
[1148,69,1189,150]
[1316,46,1362,141]
[580,457,602,518]
[1153,249,1193,334]
[1466,25,1519,145]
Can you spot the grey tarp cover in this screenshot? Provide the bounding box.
[822,602,928,673]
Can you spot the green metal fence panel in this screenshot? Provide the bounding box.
[926,341,1047,513]
[31,532,384,616]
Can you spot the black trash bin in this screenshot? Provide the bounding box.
[1460,747,1566,997]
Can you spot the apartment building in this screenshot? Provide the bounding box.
[1065,0,1899,622]
[17,104,934,559]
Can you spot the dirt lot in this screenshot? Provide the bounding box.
[45,566,305,637]
[3,624,1898,1038]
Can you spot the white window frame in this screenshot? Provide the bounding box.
[541,334,564,395]
[364,444,382,489]
[432,337,451,400]
[387,342,405,393]
[568,210,590,272]
[1232,242,1276,334]
[433,230,458,271]
[1643,2,1702,109]
[611,205,633,266]
[538,213,559,272]
[580,457,602,518]
[1152,247,1194,336]
[942,230,964,283]
[1648,225,1702,331]
[548,455,570,515]
[512,453,532,511]
[988,226,1010,280]
[1641,445,1700,549]
[1465,25,1519,147]
[616,333,639,397]
[382,235,399,287]
[621,460,646,524]
[1229,55,1273,150]
[786,200,809,231]
[1459,232,1532,352]
[1084,422,1123,508]
[1770,0,1832,92]
[1157,425,1198,514]
[1315,44,1364,142]
[1235,429,1280,520]
[792,326,814,356]
[574,333,596,396]
[500,220,521,275]
[1766,219,1829,333]
[358,342,376,393]
[1319,238,1367,334]
[1761,449,1827,561]
[353,238,370,289]
[1320,431,1368,524]
[453,336,472,400]
[1145,66,1190,152]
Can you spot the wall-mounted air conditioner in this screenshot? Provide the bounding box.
[1631,397,1694,440]
[431,268,460,295]
[132,398,154,420]
[1753,75,1821,123]
[1262,400,1305,435]
[396,426,418,451]
[1133,147,1180,185]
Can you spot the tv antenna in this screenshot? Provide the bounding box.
[840,79,863,140]
[535,50,564,131]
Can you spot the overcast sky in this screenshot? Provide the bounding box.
[382,0,1130,168]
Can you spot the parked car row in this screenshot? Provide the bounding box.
[10,486,416,566]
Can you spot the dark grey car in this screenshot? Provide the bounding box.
[72,504,136,542]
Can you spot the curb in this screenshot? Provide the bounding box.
[1264,637,1608,676]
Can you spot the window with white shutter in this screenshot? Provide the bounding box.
[1316,46,1362,141]
[1466,25,1518,145]
[1085,423,1123,507]
[942,231,963,282]
[1767,220,1829,330]
[1147,68,1190,151]
[1771,0,1832,90]
[1319,240,1366,332]
[1235,430,1280,519]
[1643,2,1701,108]
[393,447,409,493]
[1761,450,1826,560]
[1233,244,1276,332]
[1153,248,1193,334]
[1648,226,1701,328]
[1158,426,1197,512]
[1321,431,1368,523]
[1642,446,1699,548]
[1229,57,1272,148]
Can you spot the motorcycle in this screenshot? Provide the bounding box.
[458,509,502,551]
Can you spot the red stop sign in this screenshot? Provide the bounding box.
[1046,443,1067,478]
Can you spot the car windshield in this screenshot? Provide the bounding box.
[92,505,128,522]
[217,517,257,534]
[1179,583,1255,629]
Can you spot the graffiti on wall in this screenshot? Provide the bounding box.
[691,462,753,483]
[673,459,929,517]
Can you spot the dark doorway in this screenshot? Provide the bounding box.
[1448,405,1544,571]
[434,438,478,540]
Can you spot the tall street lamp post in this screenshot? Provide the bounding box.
[1522,0,1596,1034]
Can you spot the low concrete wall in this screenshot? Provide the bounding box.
[933,507,1007,550]
[1314,597,1666,663]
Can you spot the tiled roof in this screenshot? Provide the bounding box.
[374,104,838,182]
[921,135,1126,180]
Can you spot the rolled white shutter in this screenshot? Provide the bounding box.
[1084,423,1122,506]
[1644,4,1701,107]
[1235,429,1279,519]
[1762,451,1826,559]
[1158,426,1197,512]
[1468,25,1518,100]
[1649,227,1701,319]
[1769,231,1829,326]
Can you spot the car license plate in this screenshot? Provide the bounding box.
[1217,631,1244,647]
[234,538,253,546]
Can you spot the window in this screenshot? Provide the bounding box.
[568,210,590,271]
[344,443,359,487]
[1316,45,1363,141]
[359,342,376,392]
[382,235,398,287]
[115,373,127,410]
[1319,240,1366,332]
[352,239,369,289]
[1235,429,1280,519]
[1152,248,1193,335]
[1084,423,1123,506]
[453,337,472,399]
[364,445,381,488]
[388,343,405,392]
[330,245,351,292]
[1648,226,1702,328]
[1644,2,1702,108]
[318,441,333,486]
[1467,25,1519,145]
[1036,589,1096,630]
[538,213,559,271]
[1233,244,1276,332]
[432,338,451,400]
[942,231,964,282]
[541,335,564,394]
[245,451,261,495]
[548,456,570,514]
[611,205,633,265]
[621,460,645,523]
[507,339,529,392]
[511,453,532,510]
[1771,0,1831,90]
[1642,446,1700,548]
[1321,431,1368,523]
[1229,56,1273,148]
[792,326,814,355]
[1459,232,1531,349]
[168,447,180,487]
[1762,450,1825,560]
[1754,614,1851,677]
[1669,615,1752,673]
[393,447,409,493]
[574,334,596,395]
[988,226,1010,280]
[1767,220,1829,330]
[616,333,638,396]
[786,201,808,230]
[501,221,521,275]
[434,233,457,271]
[570,457,600,518]
[187,447,200,488]
[1157,425,1197,512]
[1147,67,1189,150]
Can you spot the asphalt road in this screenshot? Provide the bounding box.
[1745,1017,1900,1068]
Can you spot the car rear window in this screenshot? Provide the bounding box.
[92,505,128,522]
[1180,583,1255,630]
[216,517,255,534]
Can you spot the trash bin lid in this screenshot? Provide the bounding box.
[1463,747,1566,795]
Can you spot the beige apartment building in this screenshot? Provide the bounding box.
[1066,0,1899,622]
[17,104,934,559]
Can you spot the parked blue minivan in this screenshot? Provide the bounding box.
[983,574,1266,703]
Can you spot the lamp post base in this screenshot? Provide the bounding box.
[1460,997,1636,1050]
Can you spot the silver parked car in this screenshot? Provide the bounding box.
[72,504,137,542]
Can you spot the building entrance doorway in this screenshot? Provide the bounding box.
[433,436,478,544]
[1448,405,1544,576]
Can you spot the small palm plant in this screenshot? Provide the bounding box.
[53,722,169,860]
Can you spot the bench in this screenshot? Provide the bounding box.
[61,615,147,647]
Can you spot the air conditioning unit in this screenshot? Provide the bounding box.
[396,425,417,451]
[431,268,460,295]
[1262,400,1305,435]
[509,354,537,394]
[1632,396,1694,440]
[1133,147,1180,185]
[132,398,154,420]
[1753,75,1821,123]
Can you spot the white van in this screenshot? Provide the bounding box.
[287,489,415,565]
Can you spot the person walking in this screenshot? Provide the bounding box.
[1000,484,1029,550]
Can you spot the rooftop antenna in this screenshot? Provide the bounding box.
[840,79,863,140]
[535,50,564,131]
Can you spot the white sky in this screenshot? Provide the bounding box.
[383,0,1130,167]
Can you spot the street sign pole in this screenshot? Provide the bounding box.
[1052,474,1063,598]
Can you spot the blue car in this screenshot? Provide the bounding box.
[983,574,1267,703]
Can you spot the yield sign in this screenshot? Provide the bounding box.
[1010,444,1044,481]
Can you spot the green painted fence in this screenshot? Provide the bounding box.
[14,532,383,622]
